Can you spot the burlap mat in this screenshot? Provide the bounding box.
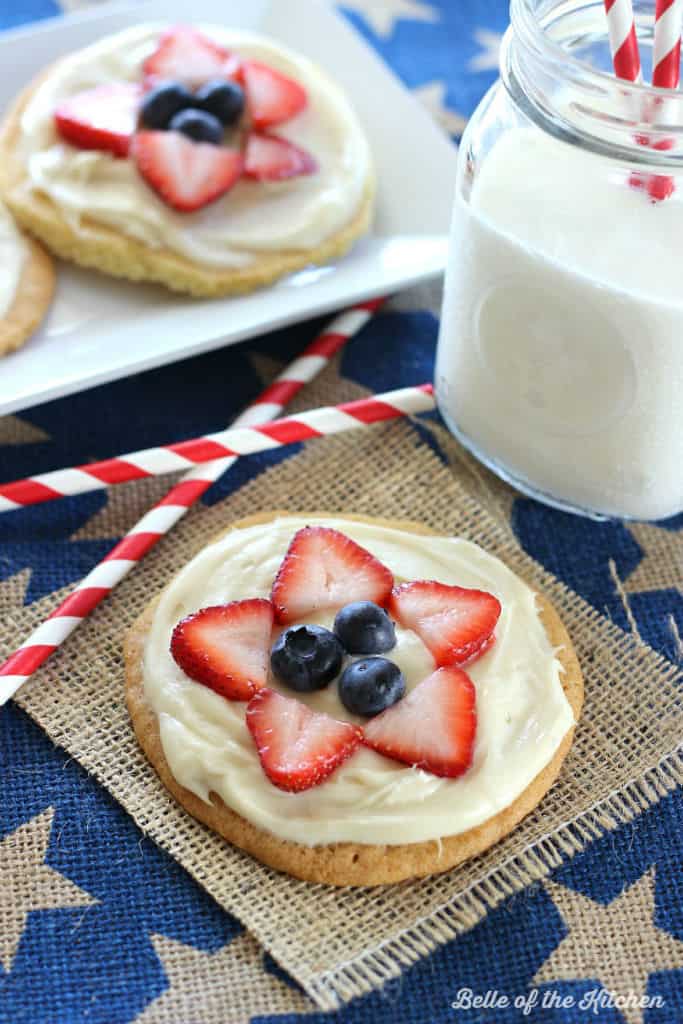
[3,407,682,1011]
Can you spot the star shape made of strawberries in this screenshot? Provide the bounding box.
[54,25,318,212]
[170,526,502,793]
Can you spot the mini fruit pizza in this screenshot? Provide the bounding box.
[124,514,583,885]
[0,24,374,297]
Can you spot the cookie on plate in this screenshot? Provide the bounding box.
[0,23,374,298]
[0,199,54,356]
[124,512,583,886]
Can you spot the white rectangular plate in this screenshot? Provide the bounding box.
[0,0,456,416]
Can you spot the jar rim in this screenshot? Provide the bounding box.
[511,0,682,99]
[505,0,683,158]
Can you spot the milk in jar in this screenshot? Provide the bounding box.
[435,0,683,520]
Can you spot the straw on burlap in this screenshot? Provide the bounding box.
[2,404,682,1012]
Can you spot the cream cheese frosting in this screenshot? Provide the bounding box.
[142,516,575,847]
[16,23,372,268]
[0,201,27,319]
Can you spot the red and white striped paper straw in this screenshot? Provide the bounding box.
[639,0,683,199]
[603,0,676,200]
[0,384,433,512]
[604,0,643,81]
[653,0,683,87]
[0,298,386,705]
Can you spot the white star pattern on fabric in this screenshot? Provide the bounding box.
[468,28,503,72]
[413,81,467,137]
[0,567,31,611]
[339,0,439,38]
[135,932,313,1022]
[0,415,50,446]
[534,869,683,1024]
[58,0,109,11]
[0,807,97,972]
[249,351,288,391]
[624,521,683,596]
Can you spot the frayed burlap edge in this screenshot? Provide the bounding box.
[306,751,683,1007]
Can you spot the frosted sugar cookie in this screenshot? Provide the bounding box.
[125,513,583,885]
[0,24,374,297]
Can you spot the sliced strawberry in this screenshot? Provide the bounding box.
[242,60,307,129]
[54,83,141,158]
[170,599,273,701]
[363,666,477,778]
[246,688,362,792]
[244,132,317,182]
[389,581,501,667]
[271,527,394,624]
[471,631,496,661]
[132,131,243,212]
[143,25,239,89]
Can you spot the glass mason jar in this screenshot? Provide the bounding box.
[435,0,683,520]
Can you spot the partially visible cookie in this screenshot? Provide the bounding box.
[0,204,55,356]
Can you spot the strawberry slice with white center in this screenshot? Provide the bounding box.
[143,25,239,90]
[170,599,273,701]
[389,581,501,667]
[271,526,394,624]
[54,83,141,158]
[244,132,317,182]
[132,131,244,212]
[364,666,477,778]
[242,60,307,129]
[246,688,363,792]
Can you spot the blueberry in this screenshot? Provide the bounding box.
[141,81,194,129]
[168,108,224,145]
[196,78,245,126]
[333,601,396,655]
[271,625,344,692]
[338,657,405,716]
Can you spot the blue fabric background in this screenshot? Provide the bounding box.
[1,2,681,1021]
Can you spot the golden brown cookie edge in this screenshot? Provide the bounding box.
[0,230,55,356]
